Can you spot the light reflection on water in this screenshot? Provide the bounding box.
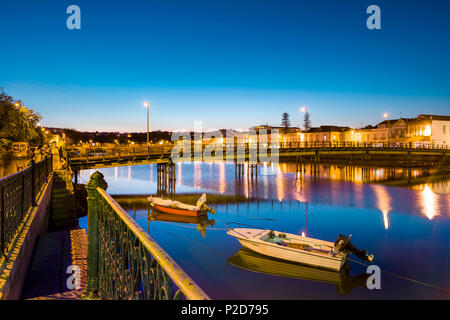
[77,161,450,299]
[420,185,438,220]
[0,159,30,178]
[371,185,392,229]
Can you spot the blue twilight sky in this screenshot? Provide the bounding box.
[1,0,450,132]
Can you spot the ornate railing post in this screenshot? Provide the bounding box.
[0,184,5,255]
[83,171,108,299]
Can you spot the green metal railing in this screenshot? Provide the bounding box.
[0,156,53,255]
[84,171,210,300]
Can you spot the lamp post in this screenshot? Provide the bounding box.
[144,102,150,146]
[383,113,390,147]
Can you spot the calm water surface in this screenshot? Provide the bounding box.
[77,162,450,299]
[0,159,30,178]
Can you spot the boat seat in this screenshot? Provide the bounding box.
[265,236,285,245]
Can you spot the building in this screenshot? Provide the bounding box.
[306,126,351,145]
[353,115,450,147]
[405,114,450,147]
[248,114,450,148]
[377,118,411,145]
[250,125,298,146]
[354,125,389,146]
[280,126,352,146]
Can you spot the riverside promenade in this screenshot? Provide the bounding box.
[22,228,87,300]
[20,151,88,300]
[0,153,88,300]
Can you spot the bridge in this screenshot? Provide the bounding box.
[66,143,450,171]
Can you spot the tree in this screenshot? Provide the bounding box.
[0,89,43,147]
[303,111,311,132]
[281,112,291,134]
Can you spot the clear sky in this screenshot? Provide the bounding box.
[1,0,450,132]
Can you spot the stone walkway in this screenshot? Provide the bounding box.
[21,228,87,300]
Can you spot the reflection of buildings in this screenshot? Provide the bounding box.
[416,180,449,195]
[276,162,423,184]
[219,162,226,194]
[177,162,182,185]
[276,165,285,201]
[194,161,202,189]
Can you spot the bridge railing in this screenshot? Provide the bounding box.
[67,141,448,159]
[0,156,53,255]
[274,141,449,149]
[84,171,210,300]
[67,145,172,158]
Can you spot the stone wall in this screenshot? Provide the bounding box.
[49,171,79,231]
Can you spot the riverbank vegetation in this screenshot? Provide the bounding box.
[0,90,43,151]
[46,127,172,145]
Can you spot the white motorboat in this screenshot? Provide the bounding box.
[227,228,373,272]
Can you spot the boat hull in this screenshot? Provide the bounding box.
[227,248,367,294]
[228,248,345,284]
[238,238,344,271]
[152,203,206,217]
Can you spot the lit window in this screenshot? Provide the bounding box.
[423,125,431,137]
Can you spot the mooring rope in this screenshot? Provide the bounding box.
[347,257,450,293]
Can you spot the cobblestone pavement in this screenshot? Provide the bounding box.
[22,228,87,300]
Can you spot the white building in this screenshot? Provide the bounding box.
[406,115,450,147]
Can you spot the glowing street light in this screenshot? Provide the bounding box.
[144,102,150,146]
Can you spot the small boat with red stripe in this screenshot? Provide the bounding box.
[148,193,214,217]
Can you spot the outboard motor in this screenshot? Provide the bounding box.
[334,234,374,263]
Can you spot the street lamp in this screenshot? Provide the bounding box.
[383,113,390,147]
[144,102,150,146]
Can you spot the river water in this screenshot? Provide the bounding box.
[0,158,30,178]
[70,162,450,299]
